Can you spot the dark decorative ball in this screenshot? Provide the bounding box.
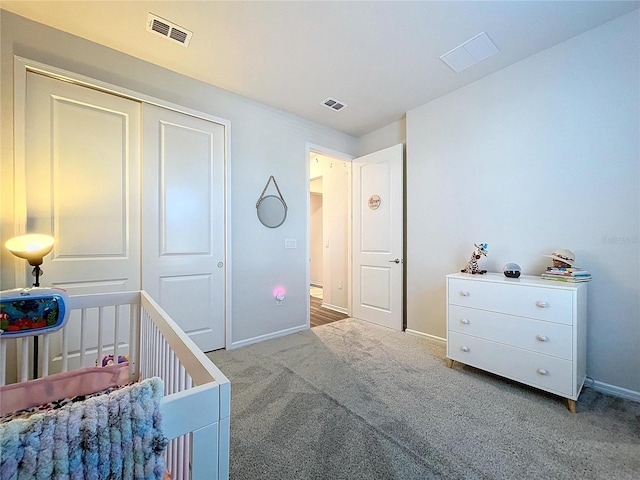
[503,263,521,278]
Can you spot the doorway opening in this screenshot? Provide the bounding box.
[307,145,352,327]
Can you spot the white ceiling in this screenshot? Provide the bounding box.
[3,1,638,137]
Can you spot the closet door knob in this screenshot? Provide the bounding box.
[536,335,549,342]
[460,318,470,325]
[460,346,470,353]
[536,368,549,376]
[536,301,548,308]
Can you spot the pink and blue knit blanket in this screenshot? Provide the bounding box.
[0,377,167,479]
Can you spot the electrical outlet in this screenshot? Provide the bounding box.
[285,239,297,249]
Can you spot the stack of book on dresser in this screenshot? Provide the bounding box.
[541,267,592,282]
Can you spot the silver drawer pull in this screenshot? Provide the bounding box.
[460,346,470,353]
[460,291,471,297]
[536,335,549,342]
[536,368,549,376]
[536,301,549,308]
[460,318,470,325]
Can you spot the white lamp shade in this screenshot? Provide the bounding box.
[5,234,55,265]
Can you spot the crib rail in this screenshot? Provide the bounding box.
[0,290,230,480]
[139,292,230,480]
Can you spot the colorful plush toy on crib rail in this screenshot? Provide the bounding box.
[0,288,69,337]
[461,243,488,274]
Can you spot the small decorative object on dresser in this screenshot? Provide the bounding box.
[542,248,592,283]
[503,263,521,278]
[446,272,587,413]
[544,248,578,268]
[460,243,488,274]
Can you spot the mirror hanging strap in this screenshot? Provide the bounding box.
[256,175,287,209]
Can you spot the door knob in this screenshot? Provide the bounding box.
[388,258,403,264]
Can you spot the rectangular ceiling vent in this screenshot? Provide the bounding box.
[321,97,348,112]
[440,32,498,73]
[146,13,193,47]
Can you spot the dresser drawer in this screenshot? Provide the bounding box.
[447,331,574,397]
[448,305,573,360]
[448,278,573,325]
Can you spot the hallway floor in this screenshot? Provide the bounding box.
[310,287,349,328]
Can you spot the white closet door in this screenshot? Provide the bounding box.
[142,104,226,352]
[24,73,141,372]
[25,72,141,295]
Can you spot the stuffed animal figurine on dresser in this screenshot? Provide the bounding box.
[461,243,488,274]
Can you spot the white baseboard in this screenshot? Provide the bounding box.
[321,302,349,315]
[228,324,308,349]
[589,379,640,403]
[405,329,446,345]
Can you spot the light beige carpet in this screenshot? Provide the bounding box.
[208,318,639,480]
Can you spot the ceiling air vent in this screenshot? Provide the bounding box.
[321,97,348,112]
[440,32,498,73]
[146,13,193,47]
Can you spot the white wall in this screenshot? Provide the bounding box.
[406,11,640,394]
[358,118,406,157]
[0,11,358,347]
[309,153,350,312]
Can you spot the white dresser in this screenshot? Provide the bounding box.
[446,272,587,412]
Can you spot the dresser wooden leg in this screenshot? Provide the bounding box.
[446,358,454,368]
[567,399,576,413]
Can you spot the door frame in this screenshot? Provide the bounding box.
[12,56,232,348]
[305,143,354,326]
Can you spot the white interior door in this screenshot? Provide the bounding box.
[352,144,403,330]
[25,72,141,370]
[142,104,226,352]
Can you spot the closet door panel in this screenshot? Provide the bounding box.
[161,122,212,254]
[25,72,141,295]
[142,104,226,352]
[24,73,141,372]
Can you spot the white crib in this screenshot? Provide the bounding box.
[0,290,230,480]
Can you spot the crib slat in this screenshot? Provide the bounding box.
[62,324,69,372]
[97,306,104,365]
[113,305,120,362]
[41,335,50,376]
[0,341,6,386]
[128,302,139,382]
[177,435,185,479]
[19,337,29,383]
[79,309,86,367]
